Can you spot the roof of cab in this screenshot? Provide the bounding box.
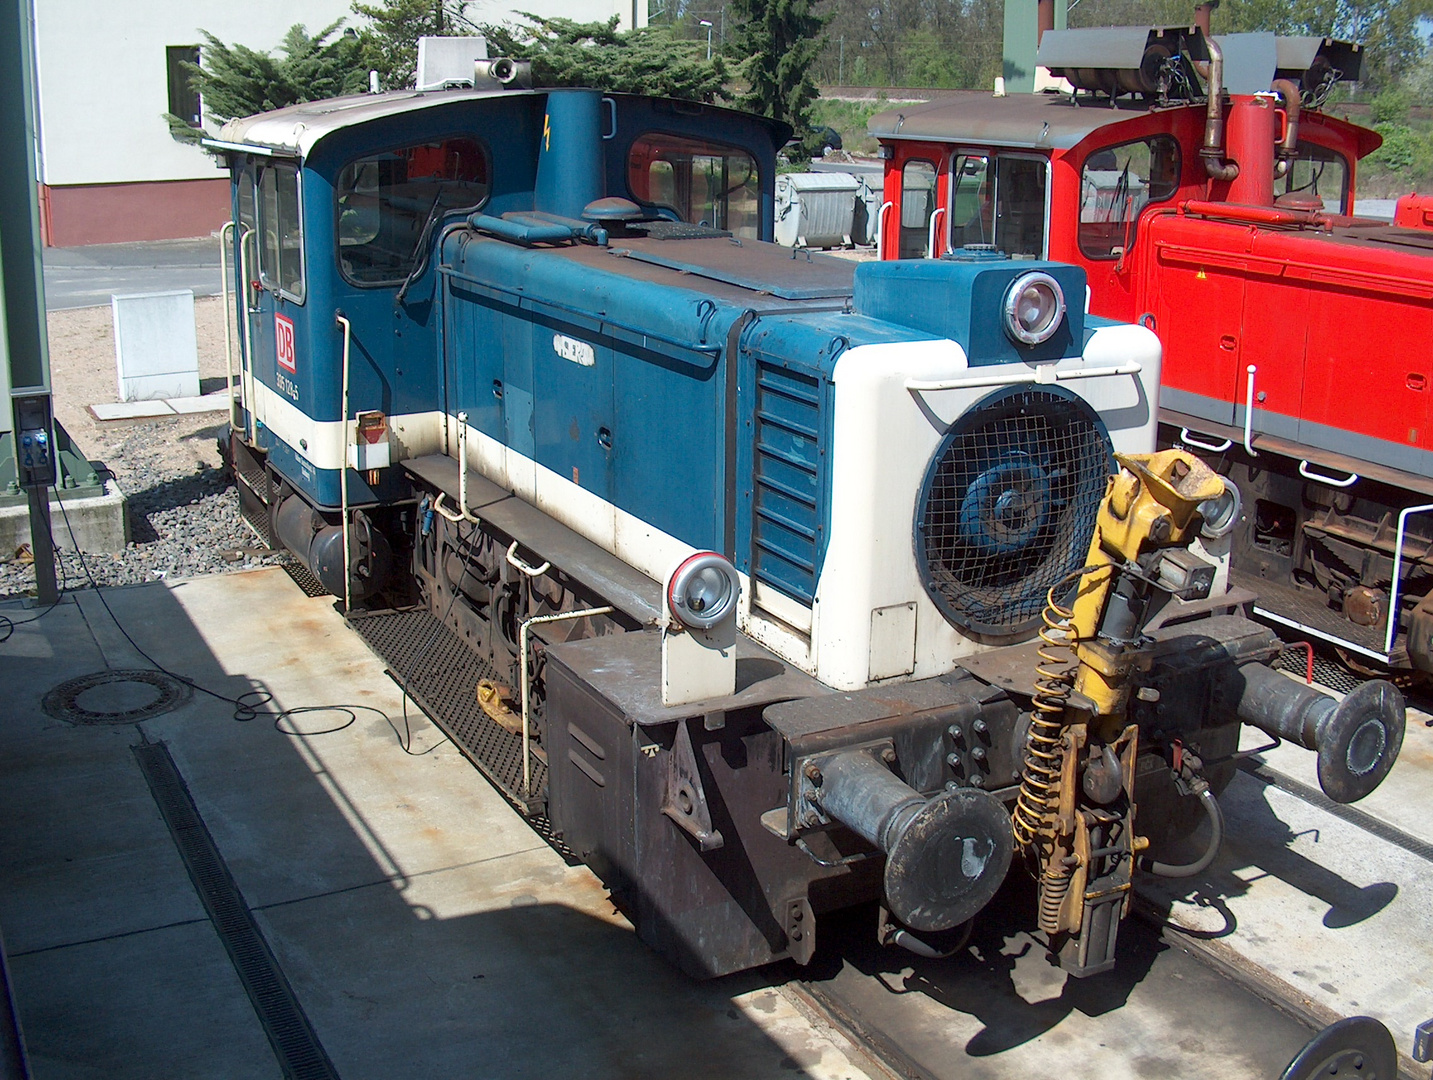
[867,91,1172,151]
[212,87,795,163]
[212,86,532,159]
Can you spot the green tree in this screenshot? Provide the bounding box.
[727,0,829,155]
[351,0,476,90]
[164,22,367,139]
[482,14,728,101]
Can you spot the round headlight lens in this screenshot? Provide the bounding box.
[1198,479,1243,540]
[667,552,740,629]
[1003,271,1066,346]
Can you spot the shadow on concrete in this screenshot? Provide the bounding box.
[1139,777,1398,940]
[787,871,1162,1059]
[0,579,842,1080]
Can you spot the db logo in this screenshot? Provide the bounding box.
[275,313,297,373]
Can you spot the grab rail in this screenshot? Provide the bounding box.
[1179,428,1233,453]
[1385,503,1433,655]
[906,360,1141,393]
[1299,460,1359,488]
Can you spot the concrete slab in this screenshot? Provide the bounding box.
[167,391,231,415]
[8,921,279,1080]
[87,401,177,421]
[87,391,229,421]
[0,479,128,554]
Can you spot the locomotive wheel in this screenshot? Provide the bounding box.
[1279,1016,1397,1080]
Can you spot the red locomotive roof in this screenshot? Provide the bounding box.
[868,89,1383,160]
[868,91,1177,151]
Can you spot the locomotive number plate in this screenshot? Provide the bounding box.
[553,333,595,367]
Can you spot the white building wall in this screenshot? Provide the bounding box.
[32,0,649,188]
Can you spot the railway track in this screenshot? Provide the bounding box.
[782,886,1326,1080]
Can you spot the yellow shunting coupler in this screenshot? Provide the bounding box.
[1015,450,1228,972]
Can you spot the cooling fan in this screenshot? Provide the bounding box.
[916,385,1114,640]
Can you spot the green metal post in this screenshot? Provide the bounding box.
[0,0,58,605]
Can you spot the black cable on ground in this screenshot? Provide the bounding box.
[41,495,429,754]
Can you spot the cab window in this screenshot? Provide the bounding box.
[1275,141,1349,213]
[258,161,304,302]
[627,133,761,239]
[930,152,1047,260]
[1078,136,1180,259]
[899,159,938,257]
[337,137,489,285]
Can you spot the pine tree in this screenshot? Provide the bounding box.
[164,21,368,138]
[727,0,829,155]
[350,0,476,90]
[483,14,728,102]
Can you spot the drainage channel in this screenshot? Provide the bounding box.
[132,740,341,1080]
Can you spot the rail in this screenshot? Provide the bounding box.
[875,200,893,260]
[1385,503,1433,655]
[438,264,722,360]
[1179,427,1233,453]
[1299,460,1359,488]
[926,207,946,259]
[432,413,480,524]
[336,313,353,615]
[905,360,1141,393]
[519,606,615,797]
[1243,365,1259,457]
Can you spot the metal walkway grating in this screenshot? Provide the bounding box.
[132,740,340,1080]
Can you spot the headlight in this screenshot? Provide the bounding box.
[667,552,740,629]
[1002,271,1066,346]
[1198,479,1243,540]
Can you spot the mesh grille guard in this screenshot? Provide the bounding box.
[916,385,1114,640]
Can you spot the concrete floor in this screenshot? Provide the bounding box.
[0,570,878,1080]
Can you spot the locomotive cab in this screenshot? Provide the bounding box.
[211,79,1406,982]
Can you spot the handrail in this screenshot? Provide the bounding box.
[438,264,719,362]
[336,313,353,615]
[432,411,480,524]
[1243,365,1259,457]
[875,200,893,260]
[219,222,237,431]
[1385,503,1433,655]
[506,540,551,578]
[1299,460,1359,488]
[1180,427,1233,453]
[906,361,1141,393]
[926,206,946,259]
[241,228,259,444]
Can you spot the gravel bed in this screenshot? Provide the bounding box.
[0,420,286,599]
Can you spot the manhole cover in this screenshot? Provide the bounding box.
[42,669,193,725]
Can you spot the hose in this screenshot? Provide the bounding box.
[1138,787,1224,878]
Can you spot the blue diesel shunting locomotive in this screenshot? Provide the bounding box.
[209,78,1404,979]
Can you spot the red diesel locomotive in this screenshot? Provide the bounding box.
[869,24,1433,676]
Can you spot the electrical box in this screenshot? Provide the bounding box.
[13,394,55,488]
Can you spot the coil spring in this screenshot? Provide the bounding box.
[1038,868,1072,935]
[1012,580,1082,850]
